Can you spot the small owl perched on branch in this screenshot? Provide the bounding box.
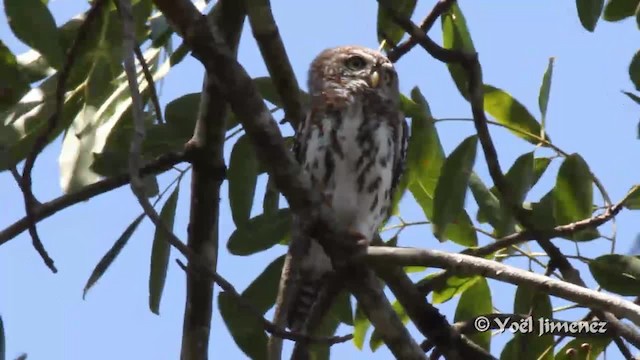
[272,45,408,341]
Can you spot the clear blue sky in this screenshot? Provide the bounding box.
[1,1,639,359]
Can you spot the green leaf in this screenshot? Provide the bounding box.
[623,185,640,209]
[219,292,268,360]
[623,91,640,105]
[228,134,260,227]
[219,255,285,360]
[554,337,611,360]
[4,0,64,69]
[241,254,286,314]
[370,300,408,351]
[149,185,179,315]
[432,135,478,241]
[470,172,503,226]
[227,209,291,256]
[603,0,639,21]
[494,152,535,237]
[309,296,345,360]
[576,0,604,31]
[589,254,640,296]
[253,77,309,109]
[538,57,554,140]
[530,190,556,230]
[533,157,552,184]
[83,214,145,299]
[263,175,280,217]
[432,275,480,304]
[455,278,492,351]
[334,290,353,326]
[553,154,593,225]
[376,0,417,48]
[484,85,544,144]
[513,285,553,360]
[352,303,370,350]
[441,3,475,99]
[630,50,640,91]
[0,40,30,110]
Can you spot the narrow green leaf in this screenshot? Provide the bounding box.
[218,292,268,360]
[513,285,553,360]
[0,40,30,110]
[484,85,544,144]
[83,214,145,299]
[263,175,280,217]
[370,300,408,351]
[228,134,260,227]
[636,2,640,27]
[432,275,480,304]
[553,154,593,225]
[377,0,417,48]
[455,278,492,351]
[554,337,611,360]
[603,0,639,21]
[353,303,371,349]
[334,290,353,326]
[538,57,555,140]
[219,255,285,360]
[241,254,286,314]
[149,185,179,315]
[441,3,475,99]
[589,254,640,296]
[432,135,478,240]
[623,185,640,209]
[4,0,64,68]
[227,209,291,256]
[630,50,640,91]
[623,91,640,105]
[576,0,605,31]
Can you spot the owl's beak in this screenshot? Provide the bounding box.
[370,71,381,88]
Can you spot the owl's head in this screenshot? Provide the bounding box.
[308,46,399,102]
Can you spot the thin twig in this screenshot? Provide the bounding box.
[133,44,164,124]
[18,0,109,273]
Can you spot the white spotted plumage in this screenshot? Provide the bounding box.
[277,45,408,332]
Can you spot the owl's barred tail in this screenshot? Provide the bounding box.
[287,277,323,331]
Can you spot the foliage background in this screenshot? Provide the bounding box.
[1,0,639,359]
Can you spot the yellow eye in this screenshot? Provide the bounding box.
[345,56,366,70]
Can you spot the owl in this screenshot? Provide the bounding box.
[274,45,408,334]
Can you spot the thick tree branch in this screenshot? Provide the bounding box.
[365,247,640,327]
[150,0,426,358]
[245,0,305,128]
[180,2,245,359]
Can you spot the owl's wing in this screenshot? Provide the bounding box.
[389,113,409,217]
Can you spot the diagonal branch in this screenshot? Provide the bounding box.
[245,0,305,128]
[180,2,245,359]
[365,247,640,327]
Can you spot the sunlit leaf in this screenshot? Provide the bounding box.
[589,254,640,296]
[149,185,179,315]
[603,0,639,21]
[442,2,475,99]
[353,303,370,350]
[227,209,291,256]
[376,0,417,48]
[484,85,544,144]
[83,214,145,299]
[623,185,640,209]
[432,275,480,304]
[455,278,492,351]
[432,135,477,241]
[4,0,64,69]
[576,0,604,31]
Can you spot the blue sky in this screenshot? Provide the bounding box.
[1,1,640,359]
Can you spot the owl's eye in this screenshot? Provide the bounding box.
[345,56,367,70]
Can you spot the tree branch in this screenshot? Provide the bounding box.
[245,0,305,128]
[364,247,640,327]
[180,2,244,359]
